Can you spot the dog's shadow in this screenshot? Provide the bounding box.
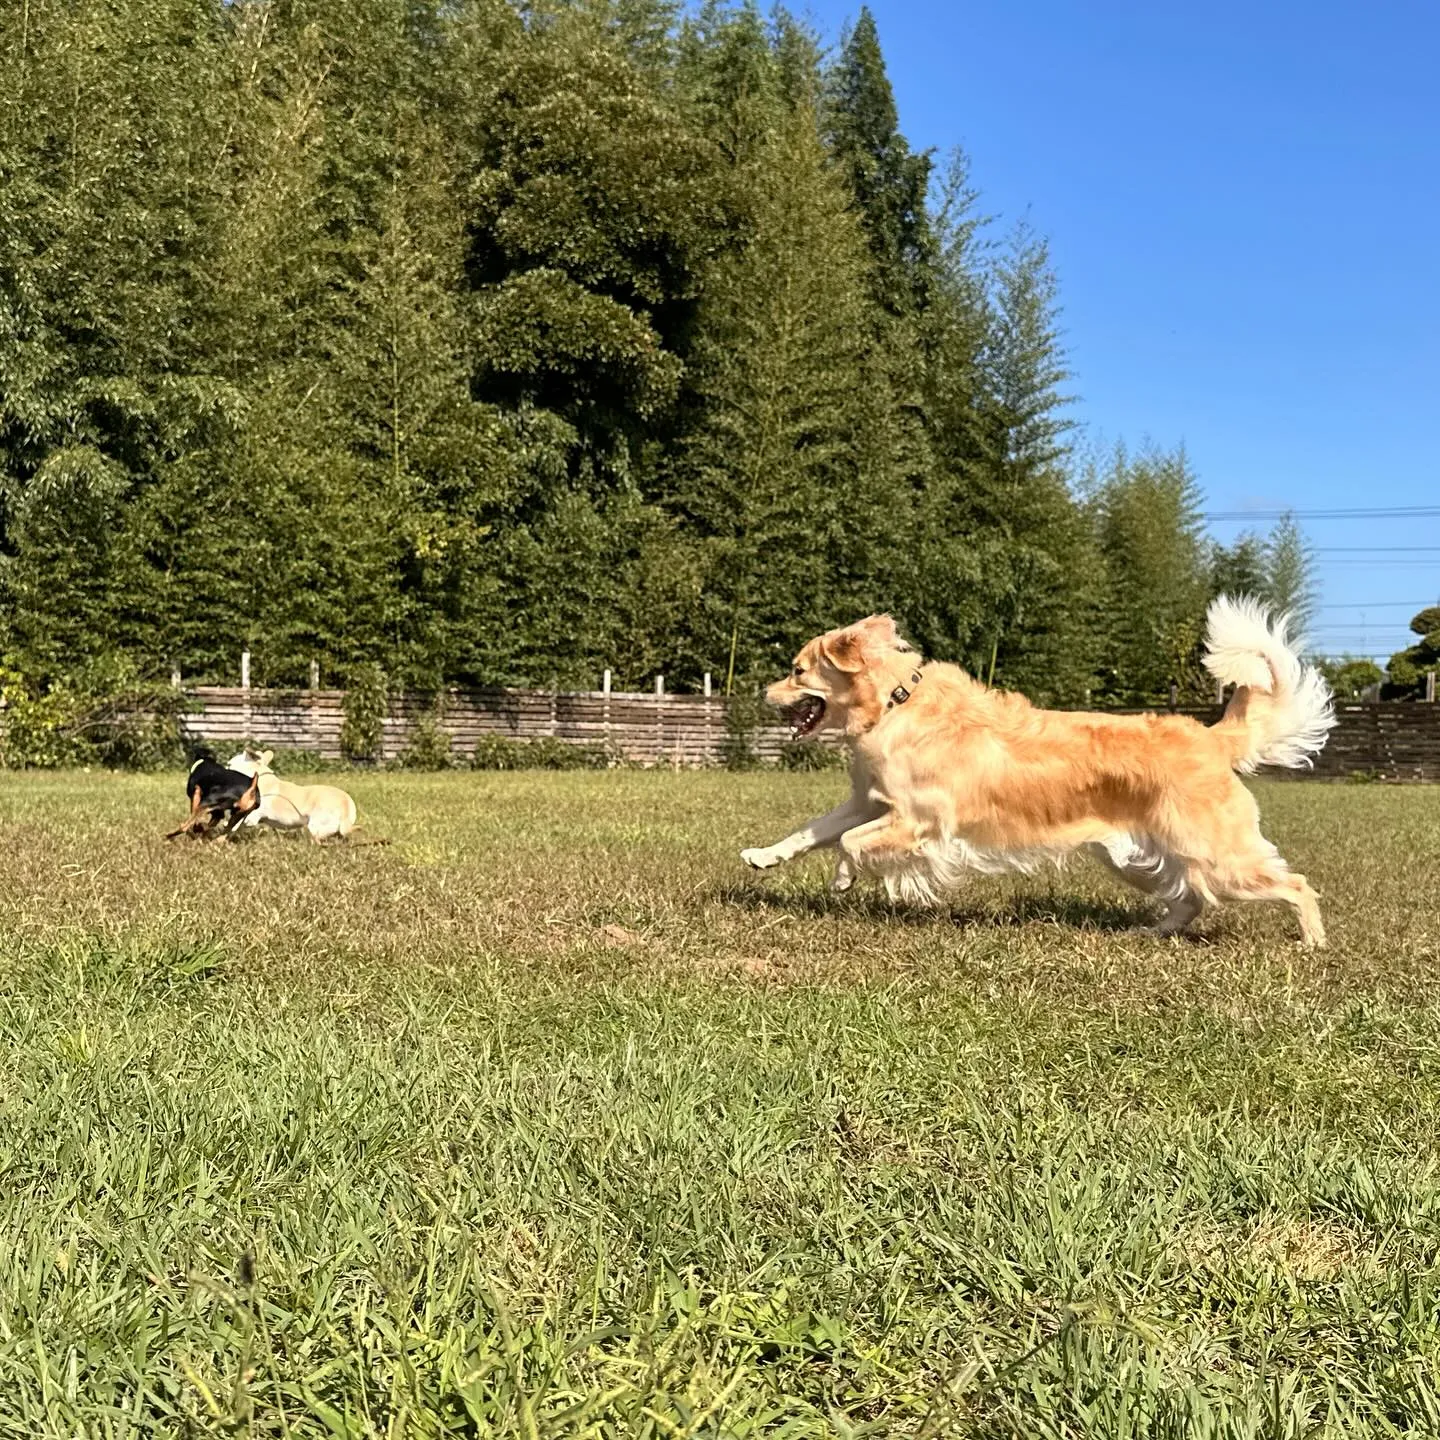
[715,881,1141,934]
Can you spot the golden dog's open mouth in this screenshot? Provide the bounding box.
[788,695,826,738]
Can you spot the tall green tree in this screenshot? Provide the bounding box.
[824,5,934,317]
[666,84,912,687]
[904,186,1096,703]
[0,0,237,678]
[1263,510,1318,638]
[450,9,735,683]
[1210,531,1269,603]
[1385,606,1440,697]
[1089,444,1212,704]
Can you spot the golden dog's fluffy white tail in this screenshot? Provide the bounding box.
[1204,594,1335,773]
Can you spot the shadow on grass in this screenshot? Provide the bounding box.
[715,881,1143,934]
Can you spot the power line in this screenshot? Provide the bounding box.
[1314,547,1440,554]
[1316,600,1435,609]
[1204,505,1440,521]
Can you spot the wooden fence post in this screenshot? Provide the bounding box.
[171,664,181,689]
[307,660,321,751]
[654,675,664,764]
[1428,670,1437,703]
[704,672,717,765]
[1168,681,1178,713]
[240,650,252,747]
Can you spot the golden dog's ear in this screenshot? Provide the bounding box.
[856,614,899,644]
[820,614,900,673]
[820,628,867,673]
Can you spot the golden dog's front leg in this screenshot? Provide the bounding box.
[741,796,886,872]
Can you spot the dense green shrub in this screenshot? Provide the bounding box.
[0,662,189,770]
[1317,657,1384,700]
[341,665,388,763]
[399,702,455,770]
[721,692,769,771]
[471,736,619,771]
[777,738,846,772]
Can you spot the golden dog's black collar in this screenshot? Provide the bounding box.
[888,670,923,709]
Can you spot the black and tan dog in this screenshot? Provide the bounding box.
[165,755,262,840]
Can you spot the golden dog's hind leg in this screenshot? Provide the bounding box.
[1166,781,1326,947]
[839,814,922,870]
[839,814,945,906]
[1195,852,1326,948]
[1088,837,1206,936]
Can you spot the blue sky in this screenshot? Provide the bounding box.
[800,0,1439,658]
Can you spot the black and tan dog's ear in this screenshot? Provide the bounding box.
[238,773,261,813]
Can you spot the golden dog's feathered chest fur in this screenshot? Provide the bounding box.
[741,603,1336,945]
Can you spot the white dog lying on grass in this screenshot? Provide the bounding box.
[225,749,359,842]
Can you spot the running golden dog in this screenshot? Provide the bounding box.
[741,597,1335,945]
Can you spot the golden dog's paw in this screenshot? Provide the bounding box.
[741,847,781,870]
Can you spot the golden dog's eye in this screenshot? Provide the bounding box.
[793,665,804,677]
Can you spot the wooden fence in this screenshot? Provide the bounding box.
[1306,702,1440,782]
[181,686,790,767]
[179,687,1440,780]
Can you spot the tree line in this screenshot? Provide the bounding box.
[1,0,1330,712]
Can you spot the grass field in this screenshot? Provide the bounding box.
[0,771,1438,1436]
